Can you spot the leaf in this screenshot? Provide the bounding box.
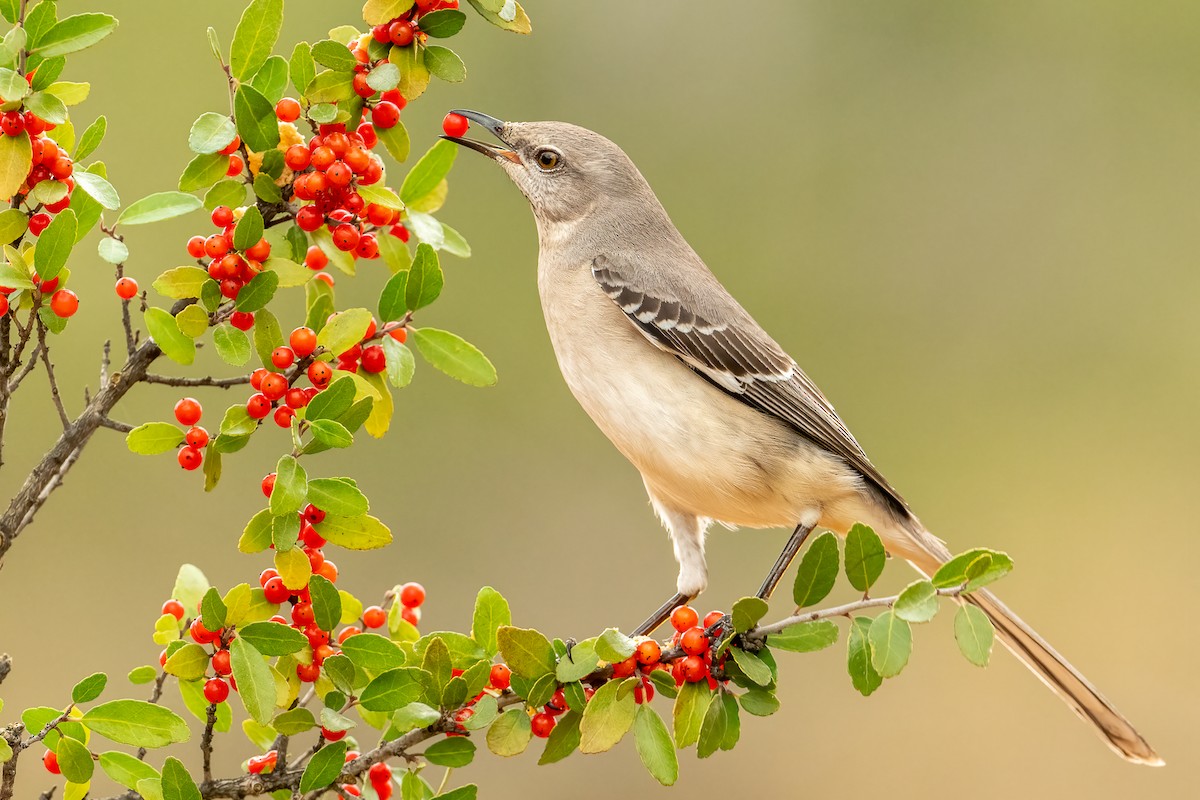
[24,90,67,125]
[768,620,839,653]
[172,565,211,613]
[405,243,443,311]
[738,688,780,717]
[270,455,308,515]
[231,638,276,724]
[954,604,995,667]
[0,129,31,201]
[153,267,210,299]
[0,69,26,102]
[844,522,886,593]
[127,666,158,685]
[375,119,410,163]
[237,621,308,656]
[146,307,198,365]
[730,597,768,633]
[359,668,429,712]
[305,478,367,517]
[309,419,352,448]
[728,647,771,686]
[179,153,228,193]
[164,644,210,681]
[305,374,355,421]
[847,616,882,696]
[793,531,840,608]
[299,741,347,793]
[466,0,531,34]
[230,0,284,81]
[383,337,415,388]
[309,574,342,632]
[317,308,372,357]
[54,736,92,783]
[98,237,129,265]
[556,642,599,684]
[290,41,316,95]
[378,269,409,322]
[312,38,358,71]
[74,115,107,161]
[0,208,27,243]
[314,513,391,550]
[33,208,77,281]
[188,112,237,155]
[341,633,405,673]
[400,139,457,205]
[126,422,184,455]
[672,681,712,749]
[535,708,581,764]
[496,626,556,679]
[696,689,730,759]
[471,587,510,658]
[35,13,117,57]
[419,9,467,37]
[410,328,496,387]
[82,701,190,748]
[99,752,159,792]
[233,207,265,254]
[594,628,638,663]
[304,69,354,103]
[486,708,532,757]
[424,45,465,82]
[204,179,248,211]
[933,548,1014,592]
[632,705,677,784]
[895,580,940,623]
[235,84,281,153]
[868,611,912,678]
[425,738,475,768]
[212,323,251,366]
[249,55,289,103]
[234,269,278,312]
[390,41,429,100]
[160,757,200,800]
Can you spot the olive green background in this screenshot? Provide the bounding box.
[1,1,1197,797]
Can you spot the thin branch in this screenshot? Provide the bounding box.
[5,342,42,393]
[97,417,134,433]
[144,373,251,389]
[38,336,69,430]
[750,585,968,639]
[202,703,218,783]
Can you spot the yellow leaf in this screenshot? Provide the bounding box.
[274,547,311,590]
[0,132,32,202]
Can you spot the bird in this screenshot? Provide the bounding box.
[441,110,1161,766]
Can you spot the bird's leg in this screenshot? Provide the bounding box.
[755,520,817,600]
[632,591,693,636]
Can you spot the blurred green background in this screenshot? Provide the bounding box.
[1,0,1197,796]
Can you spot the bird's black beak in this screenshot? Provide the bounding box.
[439,109,521,164]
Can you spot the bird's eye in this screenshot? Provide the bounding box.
[535,149,560,170]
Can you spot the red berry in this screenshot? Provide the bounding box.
[259,568,279,587]
[212,650,232,676]
[261,473,276,496]
[400,606,419,627]
[612,655,637,678]
[389,327,408,344]
[211,205,234,227]
[321,726,347,741]
[360,344,386,373]
[531,712,556,739]
[204,234,230,259]
[296,662,321,683]
[174,397,202,425]
[162,599,185,620]
[227,154,244,176]
[260,372,288,400]
[296,205,324,232]
[114,277,139,299]
[291,602,315,627]
[317,560,339,583]
[220,135,241,156]
[176,444,202,469]
[338,626,361,643]
[399,582,425,608]
[332,223,360,251]
[285,387,309,409]
[488,663,511,691]
[442,113,469,138]
[49,289,78,318]
[304,245,329,270]
[28,213,51,236]
[271,346,295,369]
[186,235,206,258]
[360,606,386,629]
[185,426,209,448]
[275,98,301,122]
[230,310,255,331]
[263,577,290,604]
[680,627,709,656]
[43,751,60,774]
[0,295,7,316]
[371,101,401,129]
[368,762,391,786]
[671,605,699,633]
[273,405,295,428]
[315,272,335,287]
[635,640,661,666]
[246,238,271,262]
[388,20,415,46]
[190,617,219,645]
[352,71,374,98]
[0,111,24,136]
[357,122,378,148]
[289,326,317,357]
[285,144,311,171]
[203,678,230,704]
[681,655,708,683]
[246,393,272,419]
[355,233,379,259]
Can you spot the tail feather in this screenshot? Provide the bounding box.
[899,527,1162,765]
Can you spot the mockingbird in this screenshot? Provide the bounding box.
[442,110,1160,765]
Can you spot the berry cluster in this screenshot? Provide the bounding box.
[184,205,274,302]
[368,0,461,51]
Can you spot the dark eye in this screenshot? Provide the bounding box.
[535,149,560,170]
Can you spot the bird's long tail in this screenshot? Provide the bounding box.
[900,526,1162,766]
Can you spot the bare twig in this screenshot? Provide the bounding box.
[144,373,251,389]
[202,703,218,782]
[5,342,42,393]
[38,334,69,429]
[97,417,134,433]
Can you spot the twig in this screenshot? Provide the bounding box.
[749,585,968,639]
[98,417,134,433]
[5,342,42,393]
[202,703,218,782]
[144,373,251,389]
[137,672,168,761]
[38,335,70,429]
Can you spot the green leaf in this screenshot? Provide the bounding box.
[496,626,556,679]
[304,69,354,103]
[179,153,229,193]
[595,628,638,663]
[230,0,283,81]
[424,45,465,82]
[74,170,119,209]
[847,616,882,696]
[126,422,184,455]
[309,574,342,632]
[375,118,410,163]
[253,173,283,204]
[672,681,712,749]
[954,604,994,667]
[378,269,409,322]
[315,513,392,550]
[486,708,532,757]
[933,549,1014,592]
[471,587,510,658]
[391,702,440,734]
[359,668,429,712]
[306,478,368,517]
[233,205,264,252]
[410,328,496,387]
[793,531,840,608]
[74,115,107,161]
[56,736,93,783]
[33,208,76,281]
[234,269,278,312]
[730,597,768,633]
[696,689,729,759]
[153,267,210,299]
[633,705,677,784]
[868,611,912,678]
[419,9,466,37]
[537,708,580,764]
[341,633,405,673]
[555,641,599,683]
[768,620,839,653]
[238,621,308,656]
[235,84,281,153]
[127,666,158,685]
[164,643,210,681]
[466,0,532,34]
[401,140,457,205]
[728,647,771,686]
[317,308,372,357]
[35,13,117,57]
[98,237,129,265]
[306,374,355,421]
[312,39,358,71]
[0,0,16,24]
[270,455,308,515]
[204,179,248,211]
[363,0,414,25]
[895,580,940,623]
[844,522,886,593]
[172,564,211,613]
[425,737,475,768]
[178,680,232,733]
[296,740,346,793]
[365,61,399,92]
[383,337,415,389]
[24,89,66,124]
[252,308,284,367]
[309,419,352,448]
[0,68,27,102]
[173,301,209,339]
[405,243,443,311]
[82,701,190,748]
[212,323,251,366]
[390,41,429,100]
[160,757,200,800]
[289,41,316,95]
[145,307,197,365]
[0,127,30,201]
[0,208,27,243]
[230,638,276,725]
[738,688,780,717]
[249,55,289,103]
[188,112,237,155]
[99,752,159,792]
[200,587,227,633]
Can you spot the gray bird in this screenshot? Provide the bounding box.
[442,110,1160,765]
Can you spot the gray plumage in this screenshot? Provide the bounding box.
[444,113,1160,766]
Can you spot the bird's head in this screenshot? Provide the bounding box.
[440,110,654,228]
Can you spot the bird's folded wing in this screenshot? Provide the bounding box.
[592,254,909,514]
